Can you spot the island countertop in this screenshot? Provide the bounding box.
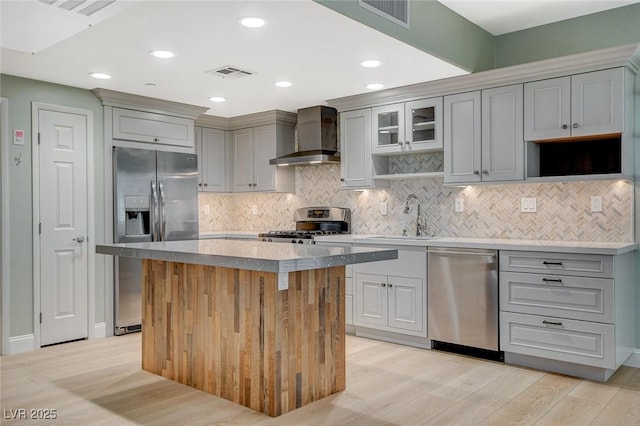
[96,239,398,274]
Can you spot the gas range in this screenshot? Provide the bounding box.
[258,207,351,245]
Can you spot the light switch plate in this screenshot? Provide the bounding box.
[380,201,388,216]
[591,196,603,213]
[454,198,464,213]
[204,204,210,215]
[251,205,258,215]
[521,197,537,213]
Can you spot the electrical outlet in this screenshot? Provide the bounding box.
[454,198,464,213]
[380,201,388,216]
[591,196,603,213]
[521,197,537,213]
[251,205,258,215]
[204,204,210,215]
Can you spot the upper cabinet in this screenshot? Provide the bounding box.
[112,108,195,148]
[444,84,524,184]
[232,124,295,193]
[524,68,624,141]
[340,109,373,189]
[195,127,230,193]
[371,97,443,155]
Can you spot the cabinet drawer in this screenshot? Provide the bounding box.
[352,247,426,279]
[500,312,615,369]
[500,251,612,278]
[500,272,613,323]
[113,108,194,147]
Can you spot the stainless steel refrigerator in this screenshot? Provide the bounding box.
[113,146,198,335]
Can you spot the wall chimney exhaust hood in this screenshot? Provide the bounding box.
[270,105,339,166]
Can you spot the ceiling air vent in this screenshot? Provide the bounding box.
[206,66,255,79]
[359,0,409,28]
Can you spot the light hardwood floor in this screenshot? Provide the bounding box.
[2,333,639,425]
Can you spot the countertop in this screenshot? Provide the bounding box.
[96,239,398,274]
[313,235,638,256]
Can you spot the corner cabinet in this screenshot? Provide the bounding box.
[195,127,230,192]
[524,68,624,141]
[232,124,294,193]
[371,97,443,155]
[339,109,373,189]
[444,84,524,184]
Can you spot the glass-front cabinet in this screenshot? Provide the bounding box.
[372,97,443,155]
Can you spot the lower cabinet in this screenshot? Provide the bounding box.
[352,246,427,338]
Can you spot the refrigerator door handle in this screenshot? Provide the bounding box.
[151,180,158,241]
[159,180,166,241]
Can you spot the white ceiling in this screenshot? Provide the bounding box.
[1,0,637,117]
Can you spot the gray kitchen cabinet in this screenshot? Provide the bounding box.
[371,97,443,155]
[524,68,624,141]
[499,250,634,381]
[195,127,230,192]
[232,124,294,193]
[112,107,195,148]
[340,109,373,189]
[353,246,427,337]
[444,85,523,184]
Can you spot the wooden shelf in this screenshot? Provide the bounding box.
[373,171,444,180]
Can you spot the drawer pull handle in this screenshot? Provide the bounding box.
[543,261,563,266]
[542,320,563,326]
[542,278,563,283]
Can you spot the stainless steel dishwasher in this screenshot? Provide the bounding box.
[427,247,500,356]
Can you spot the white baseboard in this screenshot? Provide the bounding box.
[9,334,35,354]
[94,322,106,339]
[623,349,640,368]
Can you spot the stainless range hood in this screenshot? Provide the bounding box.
[270,105,339,166]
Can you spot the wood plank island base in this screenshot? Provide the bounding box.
[142,259,345,417]
[96,239,397,416]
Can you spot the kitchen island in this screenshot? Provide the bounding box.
[96,239,397,416]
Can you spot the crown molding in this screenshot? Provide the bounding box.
[228,110,297,129]
[92,88,208,119]
[195,115,232,130]
[327,43,640,112]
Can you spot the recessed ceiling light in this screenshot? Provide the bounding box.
[366,83,384,90]
[209,96,226,103]
[239,17,265,28]
[361,60,381,68]
[150,50,175,59]
[275,81,292,88]
[89,72,111,80]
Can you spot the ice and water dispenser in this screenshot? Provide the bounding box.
[124,195,150,235]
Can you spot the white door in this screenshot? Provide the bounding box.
[387,276,423,333]
[200,127,227,192]
[38,109,88,346]
[524,76,571,141]
[571,68,624,137]
[340,109,372,189]
[355,273,387,328]
[253,124,277,191]
[232,128,255,192]
[444,91,482,184]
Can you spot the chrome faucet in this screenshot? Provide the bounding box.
[403,194,424,236]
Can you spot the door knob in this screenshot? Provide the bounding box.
[74,235,85,243]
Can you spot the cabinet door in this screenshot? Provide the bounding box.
[200,127,228,192]
[340,109,372,189]
[371,104,404,154]
[355,273,387,328]
[253,124,277,192]
[406,97,443,151]
[232,128,255,192]
[388,276,424,333]
[444,91,481,184]
[481,85,524,182]
[571,68,624,137]
[112,108,195,148]
[524,76,571,141]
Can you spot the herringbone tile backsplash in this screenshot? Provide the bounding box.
[199,164,633,242]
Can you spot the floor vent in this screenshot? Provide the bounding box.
[206,66,256,79]
[359,0,409,28]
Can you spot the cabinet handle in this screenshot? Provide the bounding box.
[543,261,563,266]
[542,277,563,283]
[253,183,257,186]
[542,320,563,326]
[198,183,203,187]
[398,141,403,146]
[482,170,488,175]
[340,178,345,182]
[473,170,480,175]
[381,283,386,287]
[572,123,579,129]
[154,137,159,142]
[388,283,393,288]
[561,124,568,129]
[405,140,410,145]
[203,183,208,187]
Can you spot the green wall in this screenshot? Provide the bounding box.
[0,74,106,338]
[495,3,640,68]
[315,0,495,72]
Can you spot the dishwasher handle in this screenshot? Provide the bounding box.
[427,249,496,257]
